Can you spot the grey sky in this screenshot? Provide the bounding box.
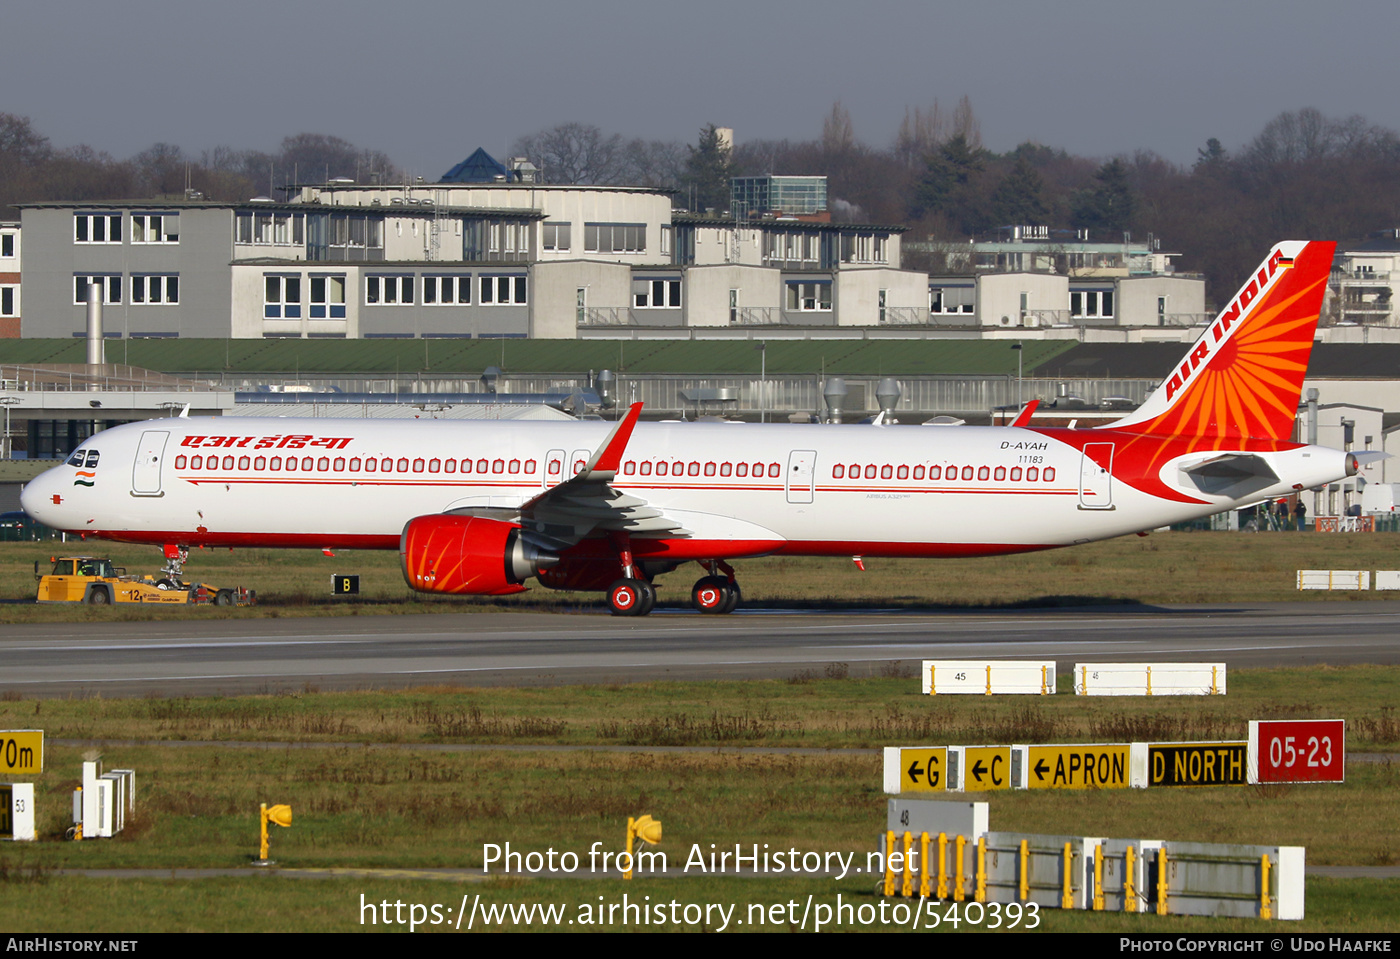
[6,0,1398,177]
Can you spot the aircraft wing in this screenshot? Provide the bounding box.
[446,403,690,550]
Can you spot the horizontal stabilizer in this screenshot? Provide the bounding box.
[1179,453,1279,499]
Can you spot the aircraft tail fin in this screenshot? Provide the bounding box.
[1107,240,1335,440]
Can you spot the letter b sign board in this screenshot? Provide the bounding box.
[1248,720,1344,784]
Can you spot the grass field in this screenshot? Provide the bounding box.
[4,530,1400,621]
[1,533,1397,932]
[0,667,1396,932]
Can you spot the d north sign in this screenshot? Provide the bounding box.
[1148,742,1248,787]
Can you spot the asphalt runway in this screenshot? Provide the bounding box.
[1,601,1397,697]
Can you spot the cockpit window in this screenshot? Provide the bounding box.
[85,451,99,468]
[67,449,86,467]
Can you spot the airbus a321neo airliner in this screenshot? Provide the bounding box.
[23,240,1356,616]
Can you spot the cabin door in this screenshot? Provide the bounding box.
[1078,443,1114,509]
[786,450,816,504]
[131,430,169,497]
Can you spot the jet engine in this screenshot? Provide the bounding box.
[400,515,557,595]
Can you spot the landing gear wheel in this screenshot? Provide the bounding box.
[692,576,728,614]
[607,578,647,617]
[636,580,657,617]
[719,582,741,614]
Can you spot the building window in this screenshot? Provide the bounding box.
[1071,290,1114,318]
[930,287,975,314]
[0,286,16,317]
[423,275,472,305]
[785,282,832,312]
[0,232,15,258]
[237,212,306,246]
[309,275,346,318]
[265,275,301,318]
[541,222,571,252]
[73,275,122,305]
[366,275,415,305]
[633,278,681,308]
[74,214,121,244]
[131,214,178,244]
[584,223,646,254]
[480,275,527,305]
[131,274,179,304]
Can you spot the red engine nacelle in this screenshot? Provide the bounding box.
[400,514,556,595]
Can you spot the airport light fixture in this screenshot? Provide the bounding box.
[257,802,293,864]
[624,814,662,880]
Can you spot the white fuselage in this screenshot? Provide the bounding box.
[21,416,1352,560]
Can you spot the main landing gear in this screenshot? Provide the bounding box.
[601,537,742,617]
[691,560,740,615]
[607,577,656,617]
[606,532,656,617]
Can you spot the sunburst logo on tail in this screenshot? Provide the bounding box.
[1109,241,1334,441]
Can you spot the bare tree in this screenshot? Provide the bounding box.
[822,101,856,155]
[951,95,982,151]
[510,123,630,185]
[894,102,945,167]
[622,138,686,192]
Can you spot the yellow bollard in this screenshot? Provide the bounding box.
[1156,847,1168,915]
[884,830,896,897]
[1260,854,1272,920]
[919,832,931,900]
[1061,842,1074,909]
[1125,846,1137,913]
[1018,839,1029,901]
[1093,843,1105,911]
[975,835,986,903]
[937,832,948,900]
[901,831,913,898]
[954,834,966,901]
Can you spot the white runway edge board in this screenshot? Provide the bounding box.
[1297,570,1369,590]
[921,661,1055,695]
[1074,663,1226,696]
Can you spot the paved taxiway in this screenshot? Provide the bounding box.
[1,602,1397,697]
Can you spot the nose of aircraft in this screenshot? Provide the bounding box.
[20,465,70,529]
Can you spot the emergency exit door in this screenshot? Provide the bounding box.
[787,450,816,504]
[1079,443,1114,509]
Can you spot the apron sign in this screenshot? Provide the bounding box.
[1023,744,1130,789]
